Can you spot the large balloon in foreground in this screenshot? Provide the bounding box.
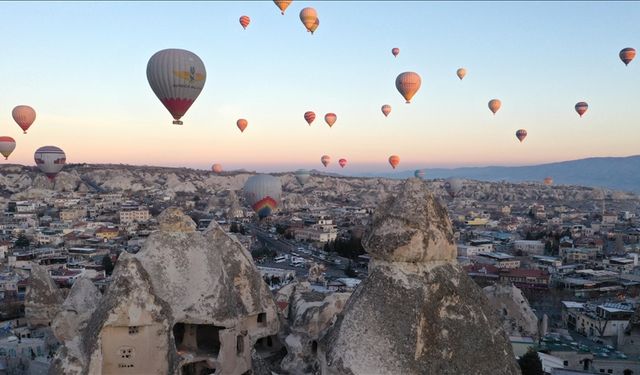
[295,169,310,186]
[273,0,292,15]
[34,146,66,180]
[395,72,421,104]
[575,102,588,117]
[299,7,318,33]
[321,155,331,167]
[12,105,36,134]
[388,155,400,169]
[325,113,337,128]
[456,68,467,80]
[147,49,206,125]
[237,119,248,132]
[516,129,528,143]
[543,177,553,186]
[381,104,392,117]
[304,111,316,126]
[243,174,282,219]
[414,169,426,179]
[392,48,400,57]
[444,177,463,198]
[0,137,16,160]
[619,48,636,66]
[488,99,501,115]
[212,164,223,174]
[239,16,250,30]
[309,18,319,34]
[338,158,347,168]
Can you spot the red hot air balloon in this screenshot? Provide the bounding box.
[304,111,316,126]
[516,129,528,143]
[575,102,588,117]
[392,48,400,58]
[338,158,347,168]
[395,72,421,103]
[212,164,223,173]
[325,113,337,128]
[388,155,400,169]
[381,104,392,117]
[488,99,501,115]
[321,155,331,167]
[239,16,250,30]
[619,48,636,66]
[12,106,36,134]
[237,119,248,132]
[147,49,206,125]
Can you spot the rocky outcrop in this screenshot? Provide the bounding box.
[52,277,102,343]
[319,179,520,375]
[25,265,64,329]
[484,283,540,338]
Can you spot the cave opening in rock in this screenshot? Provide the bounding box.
[180,360,215,375]
[173,323,224,356]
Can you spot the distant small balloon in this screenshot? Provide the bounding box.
[295,169,311,186]
[299,7,318,33]
[304,111,316,126]
[381,104,392,117]
[456,68,467,80]
[388,155,400,169]
[237,119,248,132]
[243,174,282,219]
[12,105,36,134]
[212,164,223,173]
[239,15,250,29]
[575,102,588,117]
[619,47,636,66]
[273,0,292,15]
[392,48,400,57]
[488,99,501,115]
[414,169,426,179]
[516,129,527,143]
[0,137,16,160]
[444,177,463,198]
[325,113,337,128]
[395,72,422,104]
[339,158,347,168]
[321,155,331,167]
[543,177,553,186]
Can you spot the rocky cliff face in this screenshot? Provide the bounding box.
[52,277,102,343]
[484,283,540,339]
[25,265,64,329]
[319,178,521,375]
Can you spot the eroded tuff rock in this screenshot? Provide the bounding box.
[25,265,64,329]
[484,283,540,339]
[320,179,520,375]
[52,277,102,343]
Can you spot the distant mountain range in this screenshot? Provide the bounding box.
[359,155,640,193]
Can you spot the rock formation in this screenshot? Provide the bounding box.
[483,283,540,338]
[319,178,521,375]
[25,265,64,329]
[52,277,102,342]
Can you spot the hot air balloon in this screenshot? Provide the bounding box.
[321,155,331,167]
[381,105,392,117]
[325,113,337,128]
[34,146,66,180]
[243,174,282,219]
[212,164,223,174]
[295,169,311,186]
[414,169,426,179]
[300,7,318,33]
[516,129,528,143]
[304,111,316,126]
[488,99,501,115]
[444,177,463,198]
[575,102,588,117]
[456,68,466,80]
[239,16,250,29]
[147,49,206,125]
[0,137,16,160]
[339,158,347,168]
[619,48,636,66]
[388,155,400,169]
[237,119,248,132]
[309,18,319,34]
[273,0,292,15]
[543,177,553,186]
[392,48,400,58]
[395,72,421,103]
[12,106,36,134]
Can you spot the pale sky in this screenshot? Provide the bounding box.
[0,1,638,173]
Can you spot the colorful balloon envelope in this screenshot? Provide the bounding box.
[299,7,318,33]
[243,174,282,219]
[619,48,636,66]
[414,169,426,179]
[212,164,223,173]
[392,48,400,57]
[516,129,528,143]
[273,0,292,15]
[395,72,421,104]
[543,177,553,186]
[304,111,316,126]
[295,169,311,186]
[381,104,392,117]
[338,158,347,168]
[34,146,66,180]
[388,155,400,169]
[237,119,248,132]
[488,99,501,115]
[575,102,588,117]
[147,49,206,125]
[444,177,463,198]
[456,68,467,80]
[0,137,16,160]
[239,15,250,29]
[325,113,337,127]
[321,155,331,167]
[12,105,36,134]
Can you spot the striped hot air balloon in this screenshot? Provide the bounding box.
[12,105,36,134]
[321,155,331,167]
[619,48,636,66]
[488,99,501,115]
[414,169,426,179]
[338,158,347,168]
[381,104,392,117]
[388,155,400,169]
[325,113,337,128]
[295,169,311,186]
[237,119,248,132]
[395,72,421,103]
[0,137,16,160]
[304,111,316,126]
[273,0,292,15]
[34,146,66,180]
[212,164,223,173]
[243,174,282,219]
[516,129,528,143]
[575,102,588,117]
[392,48,400,57]
[146,49,206,125]
[239,15,250,30]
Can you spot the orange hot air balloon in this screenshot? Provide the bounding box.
[388,155,400,169]
[212,164,223,174]
[325,113,337,128]
[543,177,553,186]
[456,68,467,80]
[381,104,392,117]
[299,7,318,33]
[395,72,421,104]
[321,155,331,167]
[309,18,319,34]
[12,105,36,134]
[575,102,588,117]
[273,0,292,15]
[488,99,501,115]
[392,48,400,57]
[304,111,316,126]
[239,16,250,30]
[619,48,636,66]
[338,158,347,168]
[516,129,527,143]
[237,119,248,133]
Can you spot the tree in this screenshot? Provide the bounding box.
[230,222,239,233]
[14,234,29,249]
[518,349,543,375]
[102,255,114,276]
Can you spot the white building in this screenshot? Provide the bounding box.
[514,240,545,255]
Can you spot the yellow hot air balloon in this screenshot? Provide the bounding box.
[456,68,467,80]
[395,72,421,103]
[299,7,318,33]
[488,99,501,115]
